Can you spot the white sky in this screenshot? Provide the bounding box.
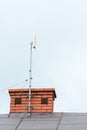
[0,0,87,113]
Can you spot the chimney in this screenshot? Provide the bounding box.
[9,88,56,113]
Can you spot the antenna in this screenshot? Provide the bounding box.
[33,35,36,49]
[28,36,36,116]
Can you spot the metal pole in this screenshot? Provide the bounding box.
[28,42,33,115]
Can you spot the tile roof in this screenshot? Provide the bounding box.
[1,112,87,130]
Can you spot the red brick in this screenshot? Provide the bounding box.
[9,88,56,113]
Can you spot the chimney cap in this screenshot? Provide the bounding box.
[9,88,57,98]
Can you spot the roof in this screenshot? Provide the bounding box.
[1,112,87,130]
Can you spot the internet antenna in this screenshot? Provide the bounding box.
[28,36,36,116]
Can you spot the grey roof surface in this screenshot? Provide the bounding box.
[1,112,87,130]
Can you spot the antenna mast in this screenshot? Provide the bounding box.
[28,36,36,116]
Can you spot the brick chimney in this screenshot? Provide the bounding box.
[9,88,56,113]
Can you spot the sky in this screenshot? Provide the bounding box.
[0,0,87,114]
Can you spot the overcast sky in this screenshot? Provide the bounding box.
[0,0,87,113]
